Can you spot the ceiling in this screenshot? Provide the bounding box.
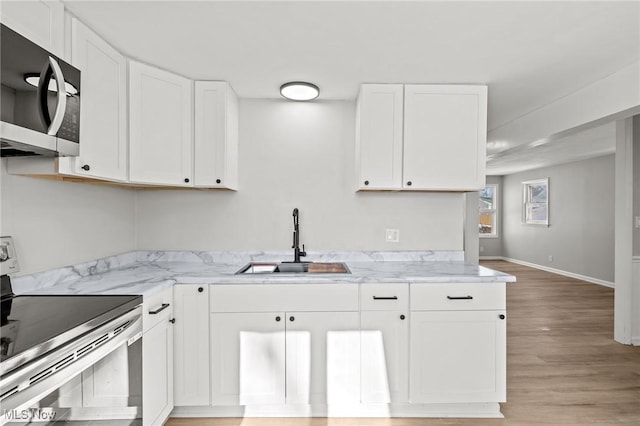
[485,122,616,175]
[61,1,639,174]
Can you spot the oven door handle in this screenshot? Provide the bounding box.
[0,308,142,423]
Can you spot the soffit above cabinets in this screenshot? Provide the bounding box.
[61,1,639,131]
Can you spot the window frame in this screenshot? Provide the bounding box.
[522,178,549,226]
[479,184,499,238]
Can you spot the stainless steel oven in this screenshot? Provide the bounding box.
[0,238,143,425]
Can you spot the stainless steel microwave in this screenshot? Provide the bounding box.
[0,24,81,157]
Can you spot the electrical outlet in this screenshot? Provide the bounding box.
[385,229,400,243]
[548,255,553,262]
[636,216,640,228]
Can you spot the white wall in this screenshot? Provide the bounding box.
[135,99,465,252]
[0,159,136,275]
[502,155,615,283]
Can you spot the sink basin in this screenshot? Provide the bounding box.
[236,262,350,274]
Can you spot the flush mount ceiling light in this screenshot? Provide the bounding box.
[280,81,319,101]
[24,74,79,96]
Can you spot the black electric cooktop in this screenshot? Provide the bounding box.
[0,292,142,375]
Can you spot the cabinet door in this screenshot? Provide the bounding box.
[356,84,404,190]
[0,0,64,57]
[286,312,360,405]
[64,19,127,181]
[81,344,139,407]
[129,61,193,186]
[403,85,487,190]
[143,317,174,426]
[194,81,238,189]
[410,310,506,403]
[210,312,285,406]
[361,311,409,404]
[174,285,209,406]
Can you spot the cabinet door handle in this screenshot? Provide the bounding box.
[289,316,295,322]
[198,287,204,293]
[373,296,398,300]
[275,316,281,322]
[81,164,90,171]
[169,318,176,324]
[400,314,406,320]
[499,314,506,320]
[446,296,473,300]
[148,303,170,314]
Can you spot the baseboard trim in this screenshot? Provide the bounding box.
[171,402,503,418]
[499,257,614,288]
[482,256,614,288]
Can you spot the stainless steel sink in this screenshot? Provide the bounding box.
[236,262,350,274]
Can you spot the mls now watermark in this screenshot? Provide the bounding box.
[3,408,57,421]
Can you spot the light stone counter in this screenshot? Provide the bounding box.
[11,250,515,296]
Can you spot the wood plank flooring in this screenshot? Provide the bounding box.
[166,261,640,425]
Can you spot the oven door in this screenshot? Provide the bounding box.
[0,307,142,425]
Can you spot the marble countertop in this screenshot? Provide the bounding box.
[11,250,516,297]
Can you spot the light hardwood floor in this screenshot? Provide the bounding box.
[166,261,640,425]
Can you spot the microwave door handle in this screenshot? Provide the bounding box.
[37,56,67,136]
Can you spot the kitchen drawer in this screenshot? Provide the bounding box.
[143,286,174,333]
[410,282,505,311]
[210,284,358,312]
[360,283,408,310]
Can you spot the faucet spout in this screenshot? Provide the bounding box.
[292,208,306,263]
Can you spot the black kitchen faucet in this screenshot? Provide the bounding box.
[292,208,307,263]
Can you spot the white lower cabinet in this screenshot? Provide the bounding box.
[142,288,174,426]
[210,312,285,406]
[359,283,409,404]
[179,282,507,418]
[409,283,506,404]
[209,311,360,406]
[286,311,360,405]
[360,311,409,404]
[173,285,210,406]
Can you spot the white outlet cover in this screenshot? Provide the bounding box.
[385,229,400,243]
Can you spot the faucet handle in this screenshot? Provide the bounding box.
[300,244,307,258]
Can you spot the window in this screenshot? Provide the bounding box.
[479,184,498,237]
[522,178,549,225]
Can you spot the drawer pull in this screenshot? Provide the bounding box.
[373,296,398,300]
[148,303,170,315]
[446,296,473,300]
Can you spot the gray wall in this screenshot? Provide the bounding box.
[634,115,640,257]
[135,99,466,252]
[502,155,615,283]
[0,159,136,275]
[479,175,503,258]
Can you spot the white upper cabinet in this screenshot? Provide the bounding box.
[356,84,487,191]
[58,19,127,181]
[194,81,239,189]
[129,61,193,186]
[0,0,64,57]
[355,84,404,190]
[403,85,487,190]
